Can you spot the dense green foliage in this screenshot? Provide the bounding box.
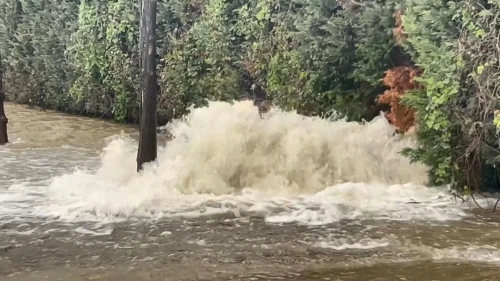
[400,0,462,186]
[0,0,79,111]
[400,0,500,191]
[160,0,399,121]
[0,0,396,123]
[1,0,500,191]
[69,0,139,123]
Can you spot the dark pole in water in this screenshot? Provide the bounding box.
[0,53,8,146]
[136,0,158,171]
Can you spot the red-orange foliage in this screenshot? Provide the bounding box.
[378,10,418,133]
[379,67,419,132]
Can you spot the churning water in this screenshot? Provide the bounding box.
[1,101,500,280]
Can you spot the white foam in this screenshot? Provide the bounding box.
[74,227,113,236]
[0,229,38,236]
[310,237,391,250]
[430,245,500,264]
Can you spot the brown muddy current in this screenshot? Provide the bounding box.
[1,102,500,281]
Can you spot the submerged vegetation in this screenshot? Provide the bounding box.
[0,0,500,192]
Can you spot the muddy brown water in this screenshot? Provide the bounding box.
[1,103,500,281]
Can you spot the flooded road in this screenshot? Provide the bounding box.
[1,102,500,281]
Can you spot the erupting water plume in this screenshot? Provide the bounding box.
[41,101,444,223]
[61,101,427,192]
[164,100,428,192]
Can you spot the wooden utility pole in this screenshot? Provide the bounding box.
[136,0,158,171]
[0,54,8,146]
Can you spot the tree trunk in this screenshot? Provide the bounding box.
[0,54,8,146]
[136,0,157,171]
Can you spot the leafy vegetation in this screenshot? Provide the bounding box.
[0,0,396,123]
[399,0,500,191]
[69,0,139,123]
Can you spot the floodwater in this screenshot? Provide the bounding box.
[1,102,500,281]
